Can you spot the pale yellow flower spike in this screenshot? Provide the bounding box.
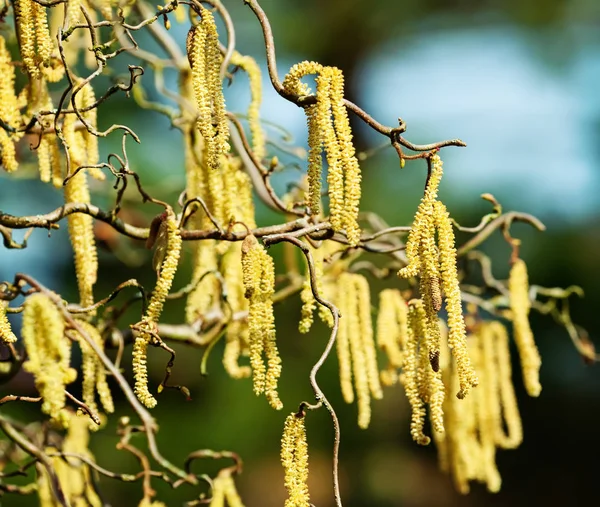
[336,273,354,403]
[37,135,52,182]
[433,200,478,398]
[376,289,406,386]
[77,321,115,420]
[508,258,542,397]
[281,413,310,507]
[305,104,323,216]
[398,153,444,279]
[131,212,181,409]
[223,244,251,379]
[0,35,23,173]
[476,325,502,493]
[330,67,362,246]
[489,320,522,448]
[341,273,372,429]
[230,51,266,161]
[0,301,17,344]
[283,62,325,217]
[210,473,226,507]
[33,0,52,70]
[64,170,98,308]
[132,335,156,409]
[188,9,230,170]
[242,235,283,409]
[22,294,76,425]
[14,0,37,78]
[37,412,103,507]
[403,300,430,445]
[143,212,182,323]
[262,254,283,410]
[354,274,383,402]
[210,470,245,507]
[317,68,344,236]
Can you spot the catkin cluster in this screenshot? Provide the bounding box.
[222,243,252,379]
[376,289,409,386]
[0,35,24,173]
[184,131,257,325]
[508,258,542,396]
[334,272,382,429]
[132,211,182,408]
[434,321,523,493]
[209,470,245,507]
[281,413,310,507]
[21,294,76,426]
[13,0,56,81]
[241,235,282,410]
[398,153,478,399]
[187,7,229,170]
[37,412,103,507]
[283,62,362,245]
[62,82,103,309]
[64,169,98,309]
[75,321,114,425]
[401,299,445,445]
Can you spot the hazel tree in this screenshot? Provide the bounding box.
[0,0,593,505]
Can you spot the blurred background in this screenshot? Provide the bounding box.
[2,0,600,505]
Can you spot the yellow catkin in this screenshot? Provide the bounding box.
[144,213,182,323]
[433,200,478,398]
[354,274,383,402]
[22,294,76,425]
[210,471,245,507]
[242,235,282,410]
[435,323,524,494]
[336,273,376,429]
[281,413,310,507]
[283,62,362,244]
[76,321,114,420]
[14,0,37,78]
[508,258,542,397]
[336,274,354,404]
[222,244,251,379]
[132,336,155,409]
[0,300,17,343]
[188,9,229,170]
[330,67,361,246]
[398,153,444,279]
[474,328,502,492]
[37,135,52,182]
[37,413,103,507]
[375,290,409,383]
[488,321,523,448]
[64,170,98,308]
[132,212,182,409]
[51,136,63,187]
[0,35,23,172]
[305,103,322,216]
[230,51,266,161]
[402,300,430,445]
